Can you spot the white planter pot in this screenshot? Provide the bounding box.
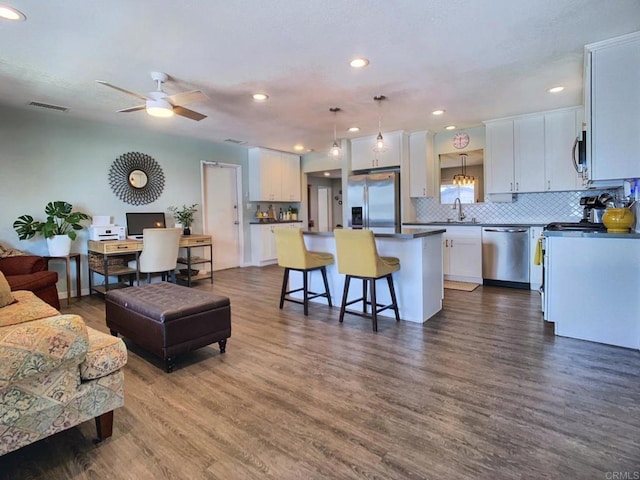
[46,235,71,256]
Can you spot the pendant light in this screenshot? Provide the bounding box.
[373,95,387,153]
[452,153,476,185]
[328,107,342,159]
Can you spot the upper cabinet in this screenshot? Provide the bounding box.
[484,106,583,194]
[586,31,640,181]
[408,130,437,198]
[248,148,301,202]
[351,131,406,171]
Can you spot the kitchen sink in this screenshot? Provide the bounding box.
[426,219,479,224]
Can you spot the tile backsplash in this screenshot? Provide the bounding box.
[413,189,619,225]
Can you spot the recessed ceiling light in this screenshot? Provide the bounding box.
[444,125,456,130]
[348,126,360,132]
[349,58,369,68]
[323,172,331,177]
[293,144,305,151]
[0,5,26,20]
[548,86,565,93]
[432,109,445,116]
[252,93,269,101]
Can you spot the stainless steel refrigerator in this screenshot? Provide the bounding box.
[347,171,400,233]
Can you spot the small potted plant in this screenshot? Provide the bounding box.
[13,201,91,256]
[168,204,198,235]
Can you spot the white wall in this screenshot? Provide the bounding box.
[0,106,250,295]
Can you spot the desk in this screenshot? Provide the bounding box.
[44,253,81,306]
[87,235,213,294]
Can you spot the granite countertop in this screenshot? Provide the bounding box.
[404,221,547,227]
[543,230,640,239]
[249,220,303,225]
[303,228,446,239]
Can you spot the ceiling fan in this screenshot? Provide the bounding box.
[96,71,208,121]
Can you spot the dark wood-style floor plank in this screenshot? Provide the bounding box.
[1,265,638,479]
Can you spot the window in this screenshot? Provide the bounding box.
[440,184,476,204]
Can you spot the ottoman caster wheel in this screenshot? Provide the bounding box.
[219,339,227,354]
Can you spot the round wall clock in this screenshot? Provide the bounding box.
[453,132,470,149]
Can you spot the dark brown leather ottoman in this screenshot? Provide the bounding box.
[105,283,231,372]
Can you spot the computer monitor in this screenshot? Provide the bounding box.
[126,212,166,238]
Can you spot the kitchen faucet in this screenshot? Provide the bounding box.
[453,197,466,222]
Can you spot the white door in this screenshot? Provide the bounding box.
[202,162,243,271]
[317,187,331,232]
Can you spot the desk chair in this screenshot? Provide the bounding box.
[273,228,334,316]
[333,228,400,332]
[128,228,181,284]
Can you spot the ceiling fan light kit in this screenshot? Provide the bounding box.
[97,71,207,121]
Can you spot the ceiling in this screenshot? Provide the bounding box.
[1,1,639,154]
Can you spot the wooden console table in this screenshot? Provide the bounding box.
[44,253,81,306]
[87,235,213,295]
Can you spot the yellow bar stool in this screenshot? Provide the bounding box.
[273,228,334,316]
[333,228,400,332]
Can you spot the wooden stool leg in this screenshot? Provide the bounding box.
[339,275,351,323]
[279,268,290,309]
[303,269,309,316]
[321,266,332,307]
[362,278,368,314]
[370,277,378,332]
[386,274,400,322]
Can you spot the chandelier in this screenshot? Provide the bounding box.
[452,153,476,185]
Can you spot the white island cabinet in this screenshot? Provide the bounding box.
[544,232,640,349]
[293,229,445,323]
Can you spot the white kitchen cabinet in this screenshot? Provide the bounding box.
[351,131,406,171]
[485,107,583,194]
[529,226,543,291]
[586,31,640,181]
[485,119,515,194]
[544,108,584,191]
[279,152,302,201]
[442,226,482,283]
[408,130,437,198]
[250,223,299,266]
[514,116,546,192]
[544,234,640,349]
[248,148,301,201]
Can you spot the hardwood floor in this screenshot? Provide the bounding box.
[2,265,639,479]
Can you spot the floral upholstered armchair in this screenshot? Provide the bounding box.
[0,273,127,456]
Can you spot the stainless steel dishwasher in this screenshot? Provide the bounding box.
[481,227,530,288]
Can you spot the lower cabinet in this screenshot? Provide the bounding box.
[250,223,299,266]
[442,226,483,283]
[529,226,543,291]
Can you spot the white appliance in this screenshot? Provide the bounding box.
[88,225,125,241]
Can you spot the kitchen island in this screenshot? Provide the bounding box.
[292,228,446,323]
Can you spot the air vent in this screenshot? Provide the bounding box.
[28,101,69,112]
[224,138,246,145]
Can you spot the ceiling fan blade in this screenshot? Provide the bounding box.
[173,106,207,121]
[165,90,208,106]
[96,80,147,101]
[117,105,146,113]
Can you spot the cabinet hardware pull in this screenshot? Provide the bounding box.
[510,182,513,191]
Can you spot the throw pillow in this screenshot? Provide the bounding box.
[0,271,15,307]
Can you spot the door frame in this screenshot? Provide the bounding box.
[200,161,245,268]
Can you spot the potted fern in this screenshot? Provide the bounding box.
[13,201,91,256]
[168,204,198,235]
